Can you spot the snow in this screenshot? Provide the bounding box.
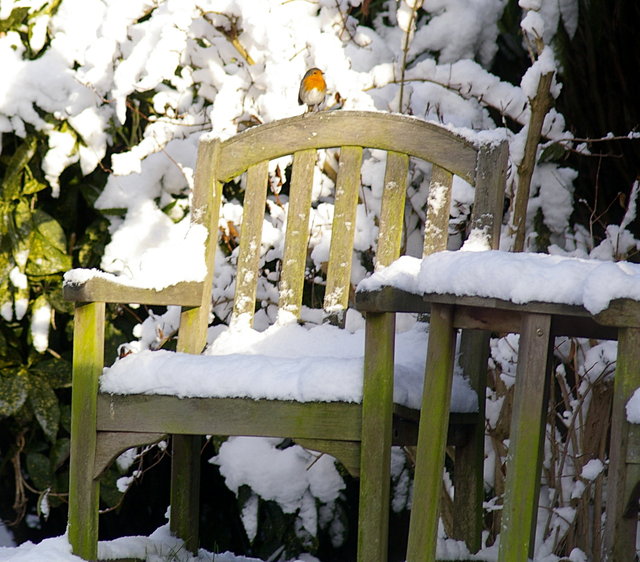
[627,389,640,424]
[101,318,478,413]
[0,526,265,562]
[63,221,209,291]
[357,250,640,315]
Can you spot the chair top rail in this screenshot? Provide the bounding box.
[216,111,481,184]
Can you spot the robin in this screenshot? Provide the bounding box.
[298,68,326,112]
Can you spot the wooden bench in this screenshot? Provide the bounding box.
[63,110,508,560]
[357,250,640,561]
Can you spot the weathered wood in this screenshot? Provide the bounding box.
[423,165,453,256]
[377,151,409,268]
[68,301,105,560]
[359,312,396,561]
[219,111,478,184]
[471,142,509,249]
[603,327,640,561]
[453,329,489,553]
[406,304,456,562]
[356,288,618,340]
[170,435,201,554]
[63,277,204,307]
[97,394,362,441]
[170,139,222,552]
[498,313,553,561]
[177,138,222,355]
[94,432,166,479]
[232,161,269,324]
[355,286,431,314]
[294,438,360,476]
[594,298,640,328]
[324,146,363,315]
[279,149,316,318]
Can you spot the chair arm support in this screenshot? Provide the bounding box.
[63,273,205,307]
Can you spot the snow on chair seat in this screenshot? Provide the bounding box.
[101,320,479,412]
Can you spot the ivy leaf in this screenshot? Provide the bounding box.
[31,357,71,389]
[99,467,124,508]
[0,136,38,200]
[50,437,70,471]
[0,368,29,417]
[22,175,47,195]
[28,376,60,442]
[26,210,71,276]
[26,451,52,490]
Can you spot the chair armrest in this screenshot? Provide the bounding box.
[355,286,431,314]
[63,270,205,307]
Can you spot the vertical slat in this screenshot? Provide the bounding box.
[278,149,316,320]
[423,165,453,257]
[453,329,490,553]
[376,151,409,269]
[177,138,221,354]
[471,141,509,249]
[68,301,105,560]
[232,161,269,325]
[171,138,221,552]
[324,146,363,316]
[358,312,395,561]
[406,303,456,562]
[604,327,640,561]
[498,313,553,561]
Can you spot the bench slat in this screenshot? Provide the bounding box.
[423,165,453,256]
[324,146,363,315]
[232,161,269,325]
[279,149,316,319]
[376,151,409,269]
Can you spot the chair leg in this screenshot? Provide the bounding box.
[406,303,457,562]
[498,313,552,561]
[453,329,490,553]
[603,327,640,561]
[68,302,105,560]
[358,312,395,562]
[170,434,202,553]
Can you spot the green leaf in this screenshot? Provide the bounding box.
[26,451,52,490]
[22,175,47,195]
[31,357,71,389]
[0,6,29,33]
[50,437,70,470]
[0,136,38,199]
[28,376,60,442]
[26,210,71,276]
[539,142,567,163]
[99,467,124,508]
[0,368,29,416]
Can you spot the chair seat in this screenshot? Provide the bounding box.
[101,319,479,412]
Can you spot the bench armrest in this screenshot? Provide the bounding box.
[63,270,205,307]
[355,286,431,314]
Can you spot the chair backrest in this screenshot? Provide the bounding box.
[180,111,508,352]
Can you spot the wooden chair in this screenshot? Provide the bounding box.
[63,110,509,561]
[358,250,640,560]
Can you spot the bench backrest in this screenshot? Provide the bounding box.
[179,111,508,352]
